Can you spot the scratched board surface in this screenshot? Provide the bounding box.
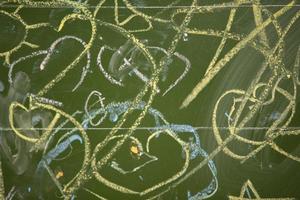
[0,0,300,199]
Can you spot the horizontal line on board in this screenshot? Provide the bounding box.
[0,127,299,131]
[0,5,300,9]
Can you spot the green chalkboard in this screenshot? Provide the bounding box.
[0,0,299,199]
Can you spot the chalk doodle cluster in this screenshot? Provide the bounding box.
[0,0,299,199]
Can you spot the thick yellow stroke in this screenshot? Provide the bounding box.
[180,0,295,109]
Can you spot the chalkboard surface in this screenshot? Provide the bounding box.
[0,0,299,199]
